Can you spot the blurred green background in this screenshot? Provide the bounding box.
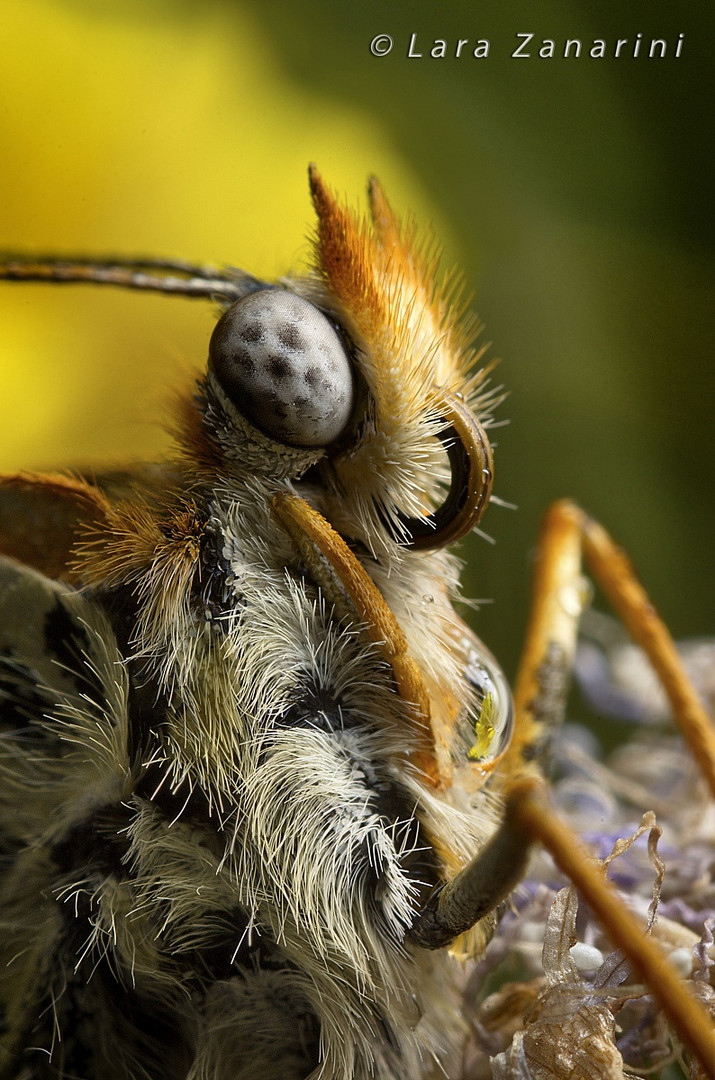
[0,0,712,683]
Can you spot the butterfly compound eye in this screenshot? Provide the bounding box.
[209,290,356,448]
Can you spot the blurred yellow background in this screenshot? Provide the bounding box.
[1,0,712,679]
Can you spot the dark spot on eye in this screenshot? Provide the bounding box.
[240,322,262,344]
[235,348,256,375]
[268,355,292,381]
[277,322,305,350]
[303,366,322,388]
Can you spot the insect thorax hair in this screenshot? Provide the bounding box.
[0,446,498,1080]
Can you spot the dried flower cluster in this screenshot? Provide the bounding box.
[459,625,715,1079]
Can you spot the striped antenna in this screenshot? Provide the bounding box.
[0,255,261,301]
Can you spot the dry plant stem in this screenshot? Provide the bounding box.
[581,510,715,800]
[509,776,715,1079]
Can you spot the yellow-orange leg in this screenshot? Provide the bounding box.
[415,500,715,1072]
[499,500,715,1075]
[502,499,715,795]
